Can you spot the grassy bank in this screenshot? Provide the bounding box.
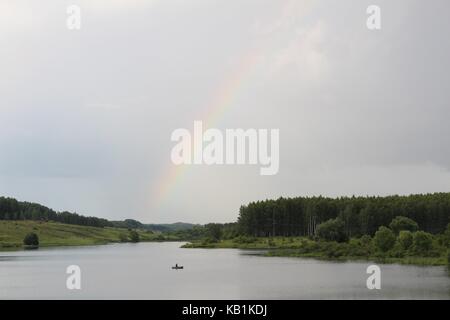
[0,220,157,250]
[182,236,449,266]
[264,249,447,266]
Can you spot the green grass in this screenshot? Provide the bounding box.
[264,248,447,266]
[0,220,156,250]
[182,236,450,266]
[182,236,310,249]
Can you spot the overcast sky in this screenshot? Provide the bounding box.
[1,0,450,224]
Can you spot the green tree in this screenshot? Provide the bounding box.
[444,223,450,247]
[373,226,396,252]
[205,223,223,241]
[389,216,419,235]
[23,232,39,246]
[237,193,450,238]
[316,218,348,243]
[359,234,372,246]
[412,231,433,253]
[129,230,140,243]
[398,230,413,250]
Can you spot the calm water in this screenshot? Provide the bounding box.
[0,242,449,299]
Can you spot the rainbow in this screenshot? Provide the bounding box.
[151,50,260,208]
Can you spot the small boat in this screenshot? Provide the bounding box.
[172,263,183,270]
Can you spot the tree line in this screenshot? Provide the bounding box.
[237,193,450,237]
[0,197,111,228]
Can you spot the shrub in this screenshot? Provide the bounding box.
[316,218,348,243]
[444,223,450,247]
[23,232,39,246]
[119,233,128,242]
[323,242,344,258]
[129,230,140,243]
[398,230,413,250]
[346,240,368,256]
[412,231,433,254]
[205,223,223,241]
[373,226,396,252]
[201,237,217,245]
[389,216,419,234]
[155,234,165,241]
[359,235,372,247]
[390,244,406,258]
[234,236,257,244]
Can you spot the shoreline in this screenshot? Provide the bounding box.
[182,238,450,267]
[264,250,448,266]
[2,235,448,267]
[0,239,189,252]
[0,220,183,252]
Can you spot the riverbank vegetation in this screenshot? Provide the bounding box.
[1,193,449,266]
[23,232,40,249]
[237,193,449,237]
[183,193,450,266]
[0,220,157,249]
[0,196,201,250]
[0,196,205,250]
[183,223,450,265]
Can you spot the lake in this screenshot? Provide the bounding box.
[0,242,449,299]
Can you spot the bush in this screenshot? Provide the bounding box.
[233,236,257,244]
[23,232,39,246]
[316,218,348,243]
[205,223,223,241]
[389,216,419,234]
[444,223,450,247]
[390,244,406,258]
[398,230,413,250]
[373,226,396,252]
[359,235,372,247]
[413,231,433,254]
[119,233,128,242]
[129,230,140,243]
[323,242,344,258]
[155,234,166,241]
[201,237,219,245]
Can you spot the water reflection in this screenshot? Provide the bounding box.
[0,242,449,299]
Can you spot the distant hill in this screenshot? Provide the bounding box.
[110,219,198,232]
[110,219,144,229]
[143,222,199,232]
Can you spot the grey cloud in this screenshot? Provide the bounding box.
[1,0,449,223]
